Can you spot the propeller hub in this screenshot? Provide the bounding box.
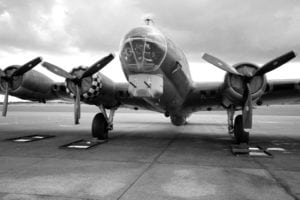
[0,66,23,91]
[3,65,18,77]
[228,63,266,96]
[233,63,258,77]
[65,66,102,100]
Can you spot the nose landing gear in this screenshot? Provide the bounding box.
[92,106,116,140]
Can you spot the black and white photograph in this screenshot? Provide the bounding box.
[0,0,299,199]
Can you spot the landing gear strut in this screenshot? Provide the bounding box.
[91,106,116,140]
[227,107,249,144]
[233,115,249,144]
[227,106,235,134]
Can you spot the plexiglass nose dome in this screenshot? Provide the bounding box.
[120,26,167,72]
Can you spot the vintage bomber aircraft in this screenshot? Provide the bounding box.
[0,20,298,144]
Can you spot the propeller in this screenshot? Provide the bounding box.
[202,51,296,129]
[42,53,115,124]
[0,57,42,116]
[202,53,242,76]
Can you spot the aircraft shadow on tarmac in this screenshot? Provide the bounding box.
[117,121,227,126]
[2,119,299,153]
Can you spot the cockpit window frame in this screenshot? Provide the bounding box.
[120,37,167,72]
[119,26,168,73]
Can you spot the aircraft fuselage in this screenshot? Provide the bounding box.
[119,25,194,125]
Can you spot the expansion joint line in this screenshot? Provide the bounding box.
[0,192,96,200]
[116,131,180,200]
[253,159,298,200]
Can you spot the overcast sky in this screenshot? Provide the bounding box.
[0,0,299,87]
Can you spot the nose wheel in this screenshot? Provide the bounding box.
[233,115,249,144]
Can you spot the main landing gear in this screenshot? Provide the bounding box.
[227,107,235,134]
[233,115,249,144]
[227,107,249,144]
[92,106,116,140]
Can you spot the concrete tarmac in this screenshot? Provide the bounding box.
[0,104,299,200]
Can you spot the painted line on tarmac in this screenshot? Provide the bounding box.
[59,125,77,128]
[266,147,286,152]
[257,121,280,124]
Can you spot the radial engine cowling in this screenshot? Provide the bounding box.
[222,63,267,106]
[65,66,102,101]
[0,66,55,101]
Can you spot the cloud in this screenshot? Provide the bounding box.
[61,0,145,52]
[0,0,299,64]
[0,0,74,54]
[134,0,300,62]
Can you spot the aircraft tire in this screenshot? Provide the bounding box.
[92,113,108,140]
[234,115,249,144]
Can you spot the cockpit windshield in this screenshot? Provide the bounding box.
[120,26,167,72]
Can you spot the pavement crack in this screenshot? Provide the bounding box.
[253,159,299,200]
[0,192,97,200]
[116,131,179,200]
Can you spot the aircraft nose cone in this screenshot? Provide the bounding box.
[119,26,167,73]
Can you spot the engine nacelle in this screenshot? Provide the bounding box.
[0,66,56,101]
[222,63,267,107]
[65,66,115,103]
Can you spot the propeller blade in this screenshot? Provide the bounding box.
[254,51,296,76]
[2,82,9,117]
[202,53,242,75]
[12,57,42,77]
[81,53,115,79]
[242,83,252,129]
[42,62,74,79]
[74,85,81,124]
[78,86,81,120]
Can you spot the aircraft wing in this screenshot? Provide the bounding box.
[3,70,299,114]
[0,68,162,113]
[183,79,300,113]
[182,82,224,112]
[260,79,300,105]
